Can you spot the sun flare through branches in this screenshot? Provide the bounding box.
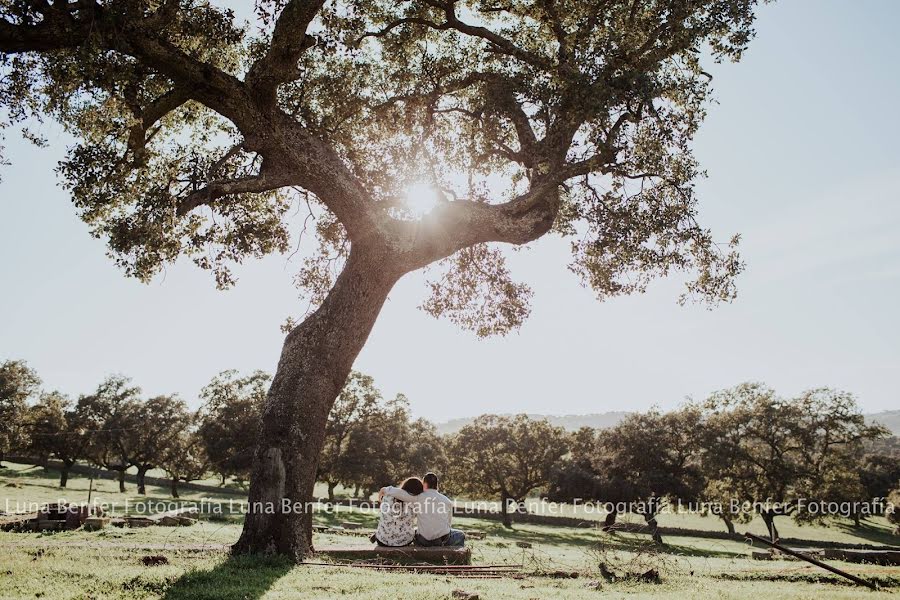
[403,182,442,218]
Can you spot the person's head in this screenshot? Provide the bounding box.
[423,472,438,491]
[400,477,424,496]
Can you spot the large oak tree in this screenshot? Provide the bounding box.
[1,0,761,558]
[448,414,568,527]
[700,383,887,542]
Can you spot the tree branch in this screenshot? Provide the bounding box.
[246,0,324,102]
[0,8,258,131]
[126,87,191,163]
[176,168,292,217]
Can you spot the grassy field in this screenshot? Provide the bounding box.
[2,462,898,599]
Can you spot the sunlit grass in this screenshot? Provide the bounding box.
[3,462,899,599]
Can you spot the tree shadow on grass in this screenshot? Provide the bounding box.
[161,554,294,600]
[0,463,60,483]
[470,519,745,559]
[831,519,900,547]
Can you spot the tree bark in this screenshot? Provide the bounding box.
[602,508,618,531]
[60,463,71,488]
[643,512,664,545]
[722,515,736,536]
[171,477,180,499]
[233,244,401,560]
[118,469,126,493]
[327,481,336,502]
[761,510,779,543]
[500,492,512,528]
[137,467,148,495]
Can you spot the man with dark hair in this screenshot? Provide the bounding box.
[380,471,465,547]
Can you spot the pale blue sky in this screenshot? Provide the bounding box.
[1,0,898,421]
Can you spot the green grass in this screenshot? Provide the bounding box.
[2,461,899,599]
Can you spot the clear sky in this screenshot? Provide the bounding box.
[1,0,898,422]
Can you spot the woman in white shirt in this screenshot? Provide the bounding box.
[373,477,423,547]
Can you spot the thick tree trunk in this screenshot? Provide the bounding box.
[118,469,126,493]
[233,245,401,560]
[137,467,148,495]
[60,463,71,488]
[761,510,779,543]
[500,492,512,528]
[602,508,618,531]
[171,478,180,499]
[643,512,664,545]
[721,515,736,536]
[327,481,336,502]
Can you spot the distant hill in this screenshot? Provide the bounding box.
[867,410,900,435]
[434,412,630,435]
[435,410,900,436]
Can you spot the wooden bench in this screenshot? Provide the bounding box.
[315,545,471,565]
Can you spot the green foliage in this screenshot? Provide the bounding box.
[859,437,900,500]
[547,427,603,502]
[888,488,900,534]
[160,428,209,496]
[699,383,889,532]
[1,0,764,336]
[592,407,705,508]
[447,414,568,520]
[26,390,92,472]
[0,359,41,462]
[421,244,533,337]
[77,375,143,472]
[317,370,384,493]
[122,394,193,476]
[197,369,271,483]
[319,374,446,496]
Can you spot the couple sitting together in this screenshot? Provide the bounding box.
[373,472,466,547]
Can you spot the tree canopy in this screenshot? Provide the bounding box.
[699,383,888,541]
[197,369,270,484]
[1,0,765,558]
[448,413,568,527]
[0,359,41,466]
[1,0,757,330]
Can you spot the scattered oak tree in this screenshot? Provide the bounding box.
[700,384,887,542]
[160,426,209,498]
[27,391,92,487]
[337,392,431,496]
[888,487,900,536]
[859,436,900,504]
[123,394,193,494]
[81,375,142,493]
[448,414,568,527]
[547,426,605,507]
[400,417,447,483]
[1,0,761,557]
[0,359,41,467]
[317,371,382,500]
[592,407,704,545]
[197,370,270,486]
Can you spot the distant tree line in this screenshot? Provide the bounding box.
[546,383,899,543]
[0,360,443,499]
[2,359,898,542]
